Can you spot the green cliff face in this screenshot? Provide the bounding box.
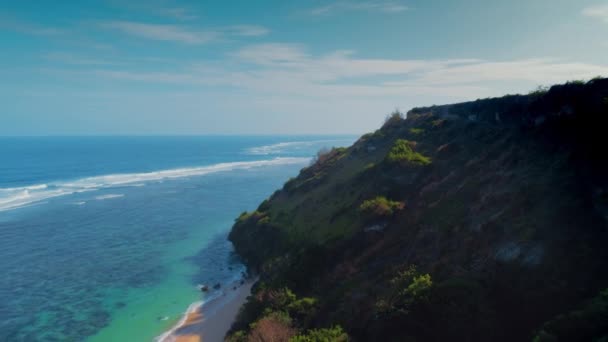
[227,78,608,341]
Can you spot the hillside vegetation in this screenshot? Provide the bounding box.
[227,78,608,341]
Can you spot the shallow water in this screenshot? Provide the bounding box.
[0,136,355,341]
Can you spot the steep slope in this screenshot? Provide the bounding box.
[227,78,608,341]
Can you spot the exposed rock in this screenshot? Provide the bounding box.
[363,223,386,232]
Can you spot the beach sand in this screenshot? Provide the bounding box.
[160,279,255,342]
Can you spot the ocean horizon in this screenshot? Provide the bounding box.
[0,135,356,341]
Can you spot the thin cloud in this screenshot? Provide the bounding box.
[100,21,269,44]
[103,0,199,21]
[234,43,309,66]
[226,25,270,37]
[310,1,408,15]
[101,21,216,44]
[84,43,608,100]
[160,7,199,21]
[582,4,608,22]
[44,52,119,66]
[0,17,66,36]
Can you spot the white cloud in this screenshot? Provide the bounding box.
[160,7,199,21]
[45,52,119,66]
[101,21,216,44]
[234,43,309,66]
[103,1,199,21]
[30,43,608,134]
[310,1,408,15]
[582,4,608,22]
[0,17,65,36]
[226,25,271,37]
[84,43,608,102]
[100,21,269,44]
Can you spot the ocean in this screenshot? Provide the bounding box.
[0,135,356,341]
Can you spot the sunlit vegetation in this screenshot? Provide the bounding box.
[359,196,404,217]
[227,286,344,341]
[375,266,433,316]
[409,127,425,135]
[291,326,349,342]
[386,139,431,165]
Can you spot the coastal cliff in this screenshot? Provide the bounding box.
[227,78,608,341]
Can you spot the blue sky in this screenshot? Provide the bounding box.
[1,0,608,135]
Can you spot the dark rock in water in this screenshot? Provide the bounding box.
[199,284,209,292]
[213,283,221,289]
[240,279,245,285]
[115,301,126,308]
[228,266,233,270]
[233,286,237,290]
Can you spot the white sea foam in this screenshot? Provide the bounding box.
[155,300,203,342]
[245,139,353,155]
[156,273,250,342]
[95,194,125,201]
[0,186,82,212]
[0,157,309,212]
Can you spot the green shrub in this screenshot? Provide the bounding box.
[237,211,250,221]
[376,266,434,316]
[406,274,433,297]
[226,330,247,342]
[566,79,586,85]
[409,128,425,135]
[382,109,404,128]
[359,196,404,217]
[236,211,270,226]
[312,147,347,166]
[431,119,446,127]
[237,210,265,222]
[386,139,431,165]
[529,85,549,97]
[257,215,270,225]
[261,310,292,326]
[288,297,318,317]
[290,326,349,342]
[268,288,297,309]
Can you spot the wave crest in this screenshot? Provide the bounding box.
[0,157,309,212]
[245,139,353,155]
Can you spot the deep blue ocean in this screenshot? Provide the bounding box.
[0,136,355,341]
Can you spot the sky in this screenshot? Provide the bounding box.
[1,0,608,135]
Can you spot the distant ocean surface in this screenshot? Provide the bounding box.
[0,136,356,341]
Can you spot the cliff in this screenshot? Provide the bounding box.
[227,78,608,341]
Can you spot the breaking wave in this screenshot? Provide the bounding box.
[0,157,309,212]
[245,139,353,155]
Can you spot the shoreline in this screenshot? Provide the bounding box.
[157,278,256,342]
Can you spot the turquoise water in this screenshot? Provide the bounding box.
[0,136,355,341]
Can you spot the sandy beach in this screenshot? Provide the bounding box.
[159,278,256,342]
